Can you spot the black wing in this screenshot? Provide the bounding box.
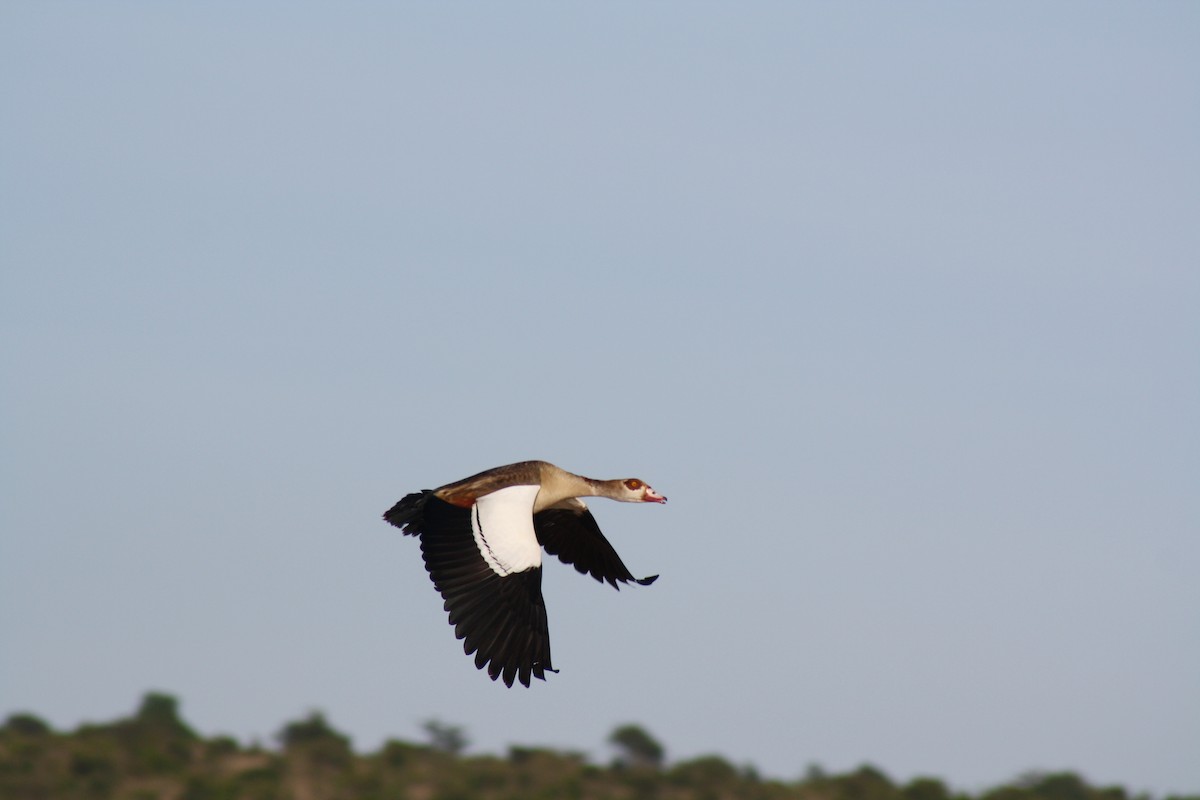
[416,496,554,688]
[534,501,658,590]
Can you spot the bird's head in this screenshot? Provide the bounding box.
[618,478,667,504]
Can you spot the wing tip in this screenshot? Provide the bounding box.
[488,660,557,688]
[599,573,659,589]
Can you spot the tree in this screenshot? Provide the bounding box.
[830,764,896,800]
[1029,772,1091,800]
[135,692,196,738]
[906,777,952,800]
[422,719,469,755]
[278,711,350,750]
[608,724,665,769]
[114,692,198,774]
[805,762,830,784]
[2,713,51,736]
[669,754,740,786]
[277,710,352,770]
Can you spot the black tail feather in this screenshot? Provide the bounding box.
[383,490,433,536]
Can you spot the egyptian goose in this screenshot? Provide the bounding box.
[384,460,665,687]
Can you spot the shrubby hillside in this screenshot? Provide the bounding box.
[2,693,1194,800]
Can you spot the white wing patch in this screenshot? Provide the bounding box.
[471,484,543,576]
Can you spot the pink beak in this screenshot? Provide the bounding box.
[644,488,667,503]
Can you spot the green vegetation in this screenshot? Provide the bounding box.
[608,724,665,769]
[1,693,1194,800]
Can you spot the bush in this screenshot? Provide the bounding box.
[906,777,952,800]
[3,713,52,737]
[669,754,741,787]
[829,764,896,800]
[277,711,349,749]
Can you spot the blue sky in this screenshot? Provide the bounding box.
[2,3,1197,795]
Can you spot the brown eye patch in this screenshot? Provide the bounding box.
[624,479,643,490]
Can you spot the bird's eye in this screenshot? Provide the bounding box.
[624,479,643,490]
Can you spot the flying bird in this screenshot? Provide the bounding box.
[384,460,665,687]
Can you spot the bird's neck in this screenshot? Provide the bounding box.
[532,464,599,511]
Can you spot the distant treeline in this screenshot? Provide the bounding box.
[1,692,1194,800]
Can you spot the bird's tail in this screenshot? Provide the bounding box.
[383,490,433,536]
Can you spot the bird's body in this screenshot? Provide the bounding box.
[384,460,665,687]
